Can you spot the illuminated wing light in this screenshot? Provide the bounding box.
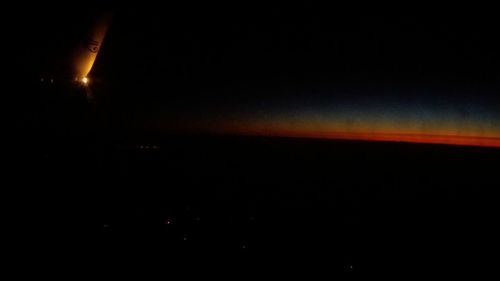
[71,12,112,82]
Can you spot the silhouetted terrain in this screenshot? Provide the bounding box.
[16,131,499,275]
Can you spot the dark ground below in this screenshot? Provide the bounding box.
[13,130,500,276]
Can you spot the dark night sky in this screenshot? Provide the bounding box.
[105,5,500,96]
[16,4,500,145]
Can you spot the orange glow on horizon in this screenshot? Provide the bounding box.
[150,106,500,148]
[257,130,500,148]
[195,118,500,148]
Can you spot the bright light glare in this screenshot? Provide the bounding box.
[82,77,89,84]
